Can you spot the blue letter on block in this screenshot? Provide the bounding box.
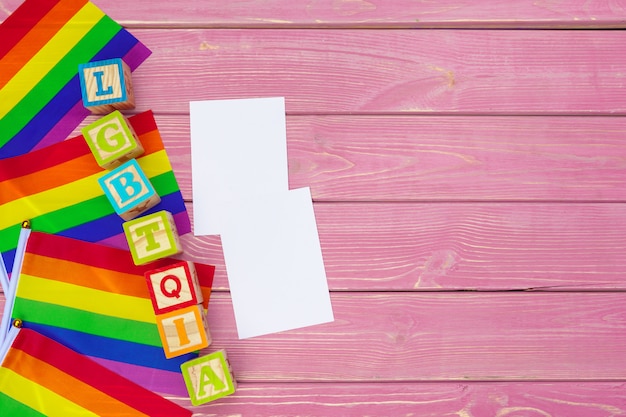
[94,70,114,96]
[109,171,144,205]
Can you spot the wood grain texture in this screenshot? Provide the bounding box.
[179,202,626,291]
[3,0,626,28]
[130,114,626,202]
[168,381,626,417]
[2,292,626,381]
[126,29,626,115]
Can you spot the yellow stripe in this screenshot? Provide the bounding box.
[0,150,169,230]
[0,2,104,119]
[0,367,99,417]
[17,274,156,324]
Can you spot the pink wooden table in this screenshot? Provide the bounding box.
[2,0,626,415]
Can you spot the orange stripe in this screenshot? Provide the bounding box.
[4,347,147,416]
[0,128,162,205]
[21,252,151,298]
[0,0,88,89]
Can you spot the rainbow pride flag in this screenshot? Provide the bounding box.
[0,327,192,416]
[0,0,151,159]
[0,110,190,274]
[7,231,214,395]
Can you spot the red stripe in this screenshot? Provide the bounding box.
[0,111,158,182]
[25,232,215,291]
[12,328,192,417]
[0,0,60,60]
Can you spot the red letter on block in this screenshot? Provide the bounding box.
[145,261,203,314]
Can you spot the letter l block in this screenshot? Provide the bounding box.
[81,110,144,169]
[123,210,182,265]
[98,159,160,221]
[78,58,135,114]
[145,261,204,314]
[181,350,237,405]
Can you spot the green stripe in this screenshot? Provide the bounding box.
[0,15,121,147]
[0,171,180,253]
[0,392,47,417]
[12,298,161,347]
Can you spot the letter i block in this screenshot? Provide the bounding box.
[123,210,182,265]
[181,350,237,405]
[81,110,144,169]
[78,58,135,114]
[98,159,160,221]
[145,261,203,314]
[156,305,211,358]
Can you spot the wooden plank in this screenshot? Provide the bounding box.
[141,114,626,202]
[4,0,626,28]
[167,381,626,417]
[181,202,626,291]
[2,292,626,381]
[125,29,626,115]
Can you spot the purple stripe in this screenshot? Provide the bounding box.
[123,41,153,70]
[90,357,190,396]
[96,211,191,249]
[32,102,88,151]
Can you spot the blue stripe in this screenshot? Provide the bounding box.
[23,322,196,372]
[0,30,139,159]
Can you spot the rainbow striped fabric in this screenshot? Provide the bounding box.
[0,110,190,275]
[0,0,151,159]
[0,327,192,416]
[9,231,214,395]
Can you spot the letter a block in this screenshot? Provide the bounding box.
[81,110,144,169]
[98,159,160,220]
[181,350,237,405]
[145,261,204,314]
[156,305,211,358]
[78,58,135,114]
[123,210,182,265]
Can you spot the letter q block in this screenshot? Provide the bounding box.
[98,159,160,221]
[156,305,211,358]
[145,261,203,314]
[123,210,182,265]
[181,350,237,405]
[81,110,144,169]
[79,58,135,114]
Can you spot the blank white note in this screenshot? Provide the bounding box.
[219,187,334,339]
[190,97,288,236]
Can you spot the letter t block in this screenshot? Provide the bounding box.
[98,159,161,221]
[81,110,144,169]
[123,210,183,265]
[78,58,135,114]
[181,350,237,405]
[156,305,211,358]
[145,261,204,314]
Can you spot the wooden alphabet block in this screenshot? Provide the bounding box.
[156,305,211,358]
[98,159,160,221]
[145,261,203,314]
[181,349,237,405]
[123,210,182,265]
[78,58,135,114]
[81,110,144,169]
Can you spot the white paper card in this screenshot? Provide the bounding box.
[219,187,334,339]
[190,97,288,235]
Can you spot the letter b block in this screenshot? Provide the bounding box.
[156,305,211,358]
[123,210,182,265]
[181,350,237,405]
[81,110,144,169]
[78,58,135,114]
[98,159,160,220]
[145,261,204,314]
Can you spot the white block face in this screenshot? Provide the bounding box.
[149,265,195,311]
[186,357,231,401]
[102,163,151,211]
[160,308,205,353]
[82,63,124,103]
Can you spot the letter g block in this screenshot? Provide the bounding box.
[145,261,204,314]
[98,159,161,221]
[81,110,144,169]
